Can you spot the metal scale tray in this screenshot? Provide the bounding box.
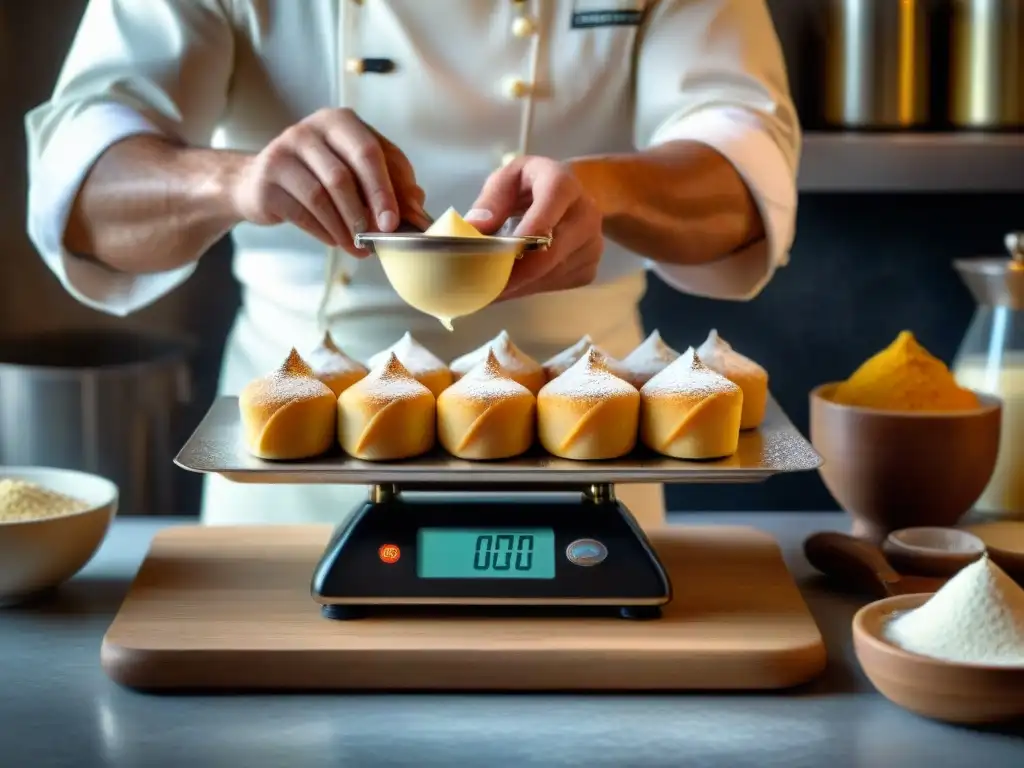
[175,395,821,486]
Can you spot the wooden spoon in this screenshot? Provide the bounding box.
[803,531,943,599]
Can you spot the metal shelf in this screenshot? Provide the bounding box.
[798,132,1024,193]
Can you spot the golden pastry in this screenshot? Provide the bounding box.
[696,329,769,430]
[618,329,680,389]
[304,330,368,397]
[338,352,436,461]
[640,347,743,460]
[437,349,536,460]
[366,331,453,397]
[238,349,337,460]
[449,329,546,394]
[541,335,630,382]
[537,346,640,460]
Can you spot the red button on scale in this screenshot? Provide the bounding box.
[378,544,401,564]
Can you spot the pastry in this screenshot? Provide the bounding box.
[640,347,743,460]
[618,329,680,389]
[437,349,536,460]
[304,330,368,397]
[238,349,337,460]
[449,329,546,394]
[537,346,640,460]
[366,331,453,397]
[338,352,436,460]
[696,329,768,429]
[541,335,630,382]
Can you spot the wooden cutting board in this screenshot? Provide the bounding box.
[101,525,826,692]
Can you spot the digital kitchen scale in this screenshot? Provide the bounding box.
[310,483,670,620]
[173,395,821,624]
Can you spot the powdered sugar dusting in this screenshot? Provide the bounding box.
[355,351,433,404]
[621,329,680,378]
[542,335,594,378]
[541,346,638,403]
[450,329,543,378]
[542,335,630,381]
[450,349,533,404]
[696,329,767,379]
[245,349,333,409]
[366,332,448,376]
[305,331,367,377]
[642,347,740,399]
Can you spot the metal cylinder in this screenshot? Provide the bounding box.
[0,329,193,516]
[823,0,931,128]
[950,0,1024,128]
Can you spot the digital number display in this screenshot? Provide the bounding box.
[417,528,555,579]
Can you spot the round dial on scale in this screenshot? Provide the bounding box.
[566,539,608,566]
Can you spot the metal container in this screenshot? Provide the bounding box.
[0,329,193,516]
[950,0,1024,128]
[823,0,931,128]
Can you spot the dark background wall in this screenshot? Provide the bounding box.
[0,1,1020,513]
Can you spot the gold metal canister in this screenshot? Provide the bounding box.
[950,0,1024,128]
[823,0,931,128]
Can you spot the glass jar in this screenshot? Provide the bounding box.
[952,232,1024,519]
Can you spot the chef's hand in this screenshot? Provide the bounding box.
[228,108,431,256]
[467,156,604,300]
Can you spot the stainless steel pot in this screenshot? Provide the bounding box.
[823,0,931,128]
[950,0,1024,128]
[0,329,193,516]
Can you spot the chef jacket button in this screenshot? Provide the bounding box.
[501,151,522,167]
[512,15,537,37]
[503,77,532,100]
[345,58,396,75]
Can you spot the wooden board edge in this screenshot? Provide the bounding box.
[99,641,829,693]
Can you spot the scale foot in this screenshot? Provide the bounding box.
[321,604,367,621]
[619,605,662,621]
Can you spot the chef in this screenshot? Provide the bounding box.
[25,0,799,529]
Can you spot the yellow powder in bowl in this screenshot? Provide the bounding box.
[0,479,90,522]
[830,331,980,412]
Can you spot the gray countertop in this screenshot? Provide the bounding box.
[2,512,1022,768]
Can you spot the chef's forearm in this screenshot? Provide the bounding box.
[64,135,244,274]
[569,141,765,267]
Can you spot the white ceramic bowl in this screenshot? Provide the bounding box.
[0,466,118,604]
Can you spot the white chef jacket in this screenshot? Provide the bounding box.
[24,0,799,528]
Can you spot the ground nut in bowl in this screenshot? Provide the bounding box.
[0,466,118,604]
[810,332,1001,543]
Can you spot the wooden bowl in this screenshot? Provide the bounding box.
[883,527,986,578]
[853,593,1024,724]
[0,466,118,604]
[810,384,1001,543]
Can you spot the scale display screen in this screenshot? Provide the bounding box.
[417,528,556,579]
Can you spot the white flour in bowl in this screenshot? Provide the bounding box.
[883,555,1024,666]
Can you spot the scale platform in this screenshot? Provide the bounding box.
[101,524,827,692]
[175,394,821,486]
